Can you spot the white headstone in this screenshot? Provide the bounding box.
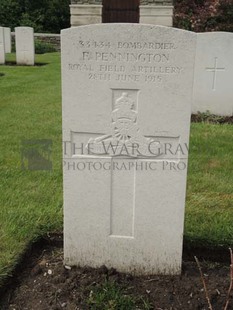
[4,27,11,53]
[193,32,233,116]
[0,27,5,64]
[62,24,196,275]
[15,27,35,65]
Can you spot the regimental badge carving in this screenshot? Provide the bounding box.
[87,92,161,157]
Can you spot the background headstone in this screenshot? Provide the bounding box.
[15,27,35,66]
[0,27,5,64]
[4,27,11,53]
[62,24,196,275]
[193,32,233,116]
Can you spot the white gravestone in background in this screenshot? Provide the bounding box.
[193,32,233,116]
[15,27,35,65]
[62,24,196,275]
[0,27,5,65]
[4,27,11,53]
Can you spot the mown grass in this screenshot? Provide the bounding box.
[0,53,232,291]
[186,123,233,247]
[87,281,152,310]
[0,53,63,285]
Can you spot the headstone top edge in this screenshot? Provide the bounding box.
[15,26,34,30]
[61,24,197,36]
[197,31,233,36]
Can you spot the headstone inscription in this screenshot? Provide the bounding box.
[15,27,35,66]
[193,32,233,116]
[0,27,5,65]
[4,27,11,53]
[62,24,196,275]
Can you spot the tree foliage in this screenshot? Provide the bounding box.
[174,0,233,32]
[0,0,70,33]
[1,0,232,33]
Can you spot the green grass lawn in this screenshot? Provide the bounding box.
[0,53,63,285]
[186,123,233,247]
[0,53,232,288]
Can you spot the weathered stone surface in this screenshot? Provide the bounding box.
[0,27,5,64]
[140,5,173,26]
[70,4,102,27]
[193,32,233,116]
[15,27,35,66]
[62,24,196,275]
[4,27,11,53]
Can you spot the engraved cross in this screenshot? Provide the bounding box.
[68,92,182,240]
[206,57,225,91]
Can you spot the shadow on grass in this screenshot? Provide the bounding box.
[3,61,49,67]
